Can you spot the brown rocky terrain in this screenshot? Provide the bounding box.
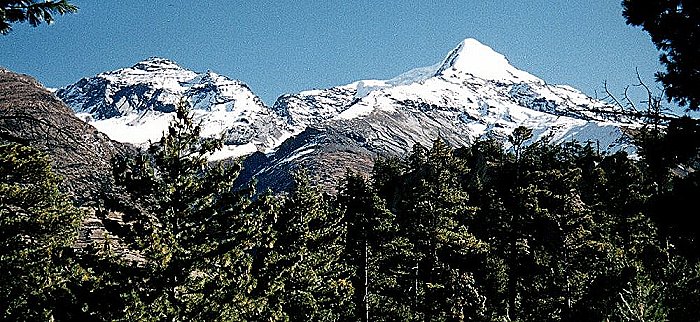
[0,67,138,250]
[0,67,133,202]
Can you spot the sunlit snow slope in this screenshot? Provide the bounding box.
[238,39,640,191]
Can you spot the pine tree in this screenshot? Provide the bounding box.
[337,171,394,322]
[463,138,639,320]
[515,144,609,320]
[111,102,263,321]
[0,0,77,34]
[622,0,700,110]
[0,142,83,320]
[385,139,489,321]
[253,172,352,321]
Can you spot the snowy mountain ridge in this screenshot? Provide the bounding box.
[56,57,290,160]
[243,38,639,190]
[271,38,634,150]
[57,39,639,178]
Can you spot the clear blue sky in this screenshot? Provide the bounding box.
[1,0,663,106]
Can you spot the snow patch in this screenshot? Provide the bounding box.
[80,111,172,144]
[207,143,258,161]
[281,145,317,164]
[335,102,375,120]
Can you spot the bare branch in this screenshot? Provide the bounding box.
[623,85,639,113]
[603,80,626,111]
[635,68,654,107]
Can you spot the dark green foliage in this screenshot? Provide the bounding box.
[459,136,675,321]
[0,143,82,320]
[371,139,492,321]
[253,172,352,321]
[662,258,700,321]
[0,0,77,34]
[110,102,264,321]
[633,116,700,259]
[399,140,488,321]
[622,0,700,110]
[337,171,395,321]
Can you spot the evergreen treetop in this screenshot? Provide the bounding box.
[0,0,77,35]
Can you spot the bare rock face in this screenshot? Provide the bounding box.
[237,126,377,193]
[76,207,144,263]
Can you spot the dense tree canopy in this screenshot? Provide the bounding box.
[109,102,265,321]
[3,2,700,320]
[0,0,77,35]
[0,143,83,320]
[3,100,700,321]
[622,0,700,110]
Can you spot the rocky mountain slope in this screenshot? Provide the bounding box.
[1,68,140,250]
[1,68,131,202]
[57,39,639,191]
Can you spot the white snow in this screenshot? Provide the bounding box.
[435,38,542,83]
[280,145,316,164]
[263,131,296,154]
[81,109,278,161]
[387,64,441,86]
[100,58,198,92]
[354,80,390,99]
[61,57,294,161]
[77,111,172,144]
[317,38,550,123]
[207,143,258,161]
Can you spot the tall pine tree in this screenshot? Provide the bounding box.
[337,172,395,322]
[111,102,263,321]
[252,172,352,321]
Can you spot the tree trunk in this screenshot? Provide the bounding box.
[507,212,518,321]
[362,239,369,322]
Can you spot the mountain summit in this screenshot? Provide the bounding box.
[435,38,540,83]
[242,39,639,191]
[131,57,184,72]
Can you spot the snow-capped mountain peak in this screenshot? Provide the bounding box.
[131,57,184,72]
[244,39,642,191]
[435,38,541,83]
[269,37,637,164]
[99,57,197,87]
[57,59,292,160]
